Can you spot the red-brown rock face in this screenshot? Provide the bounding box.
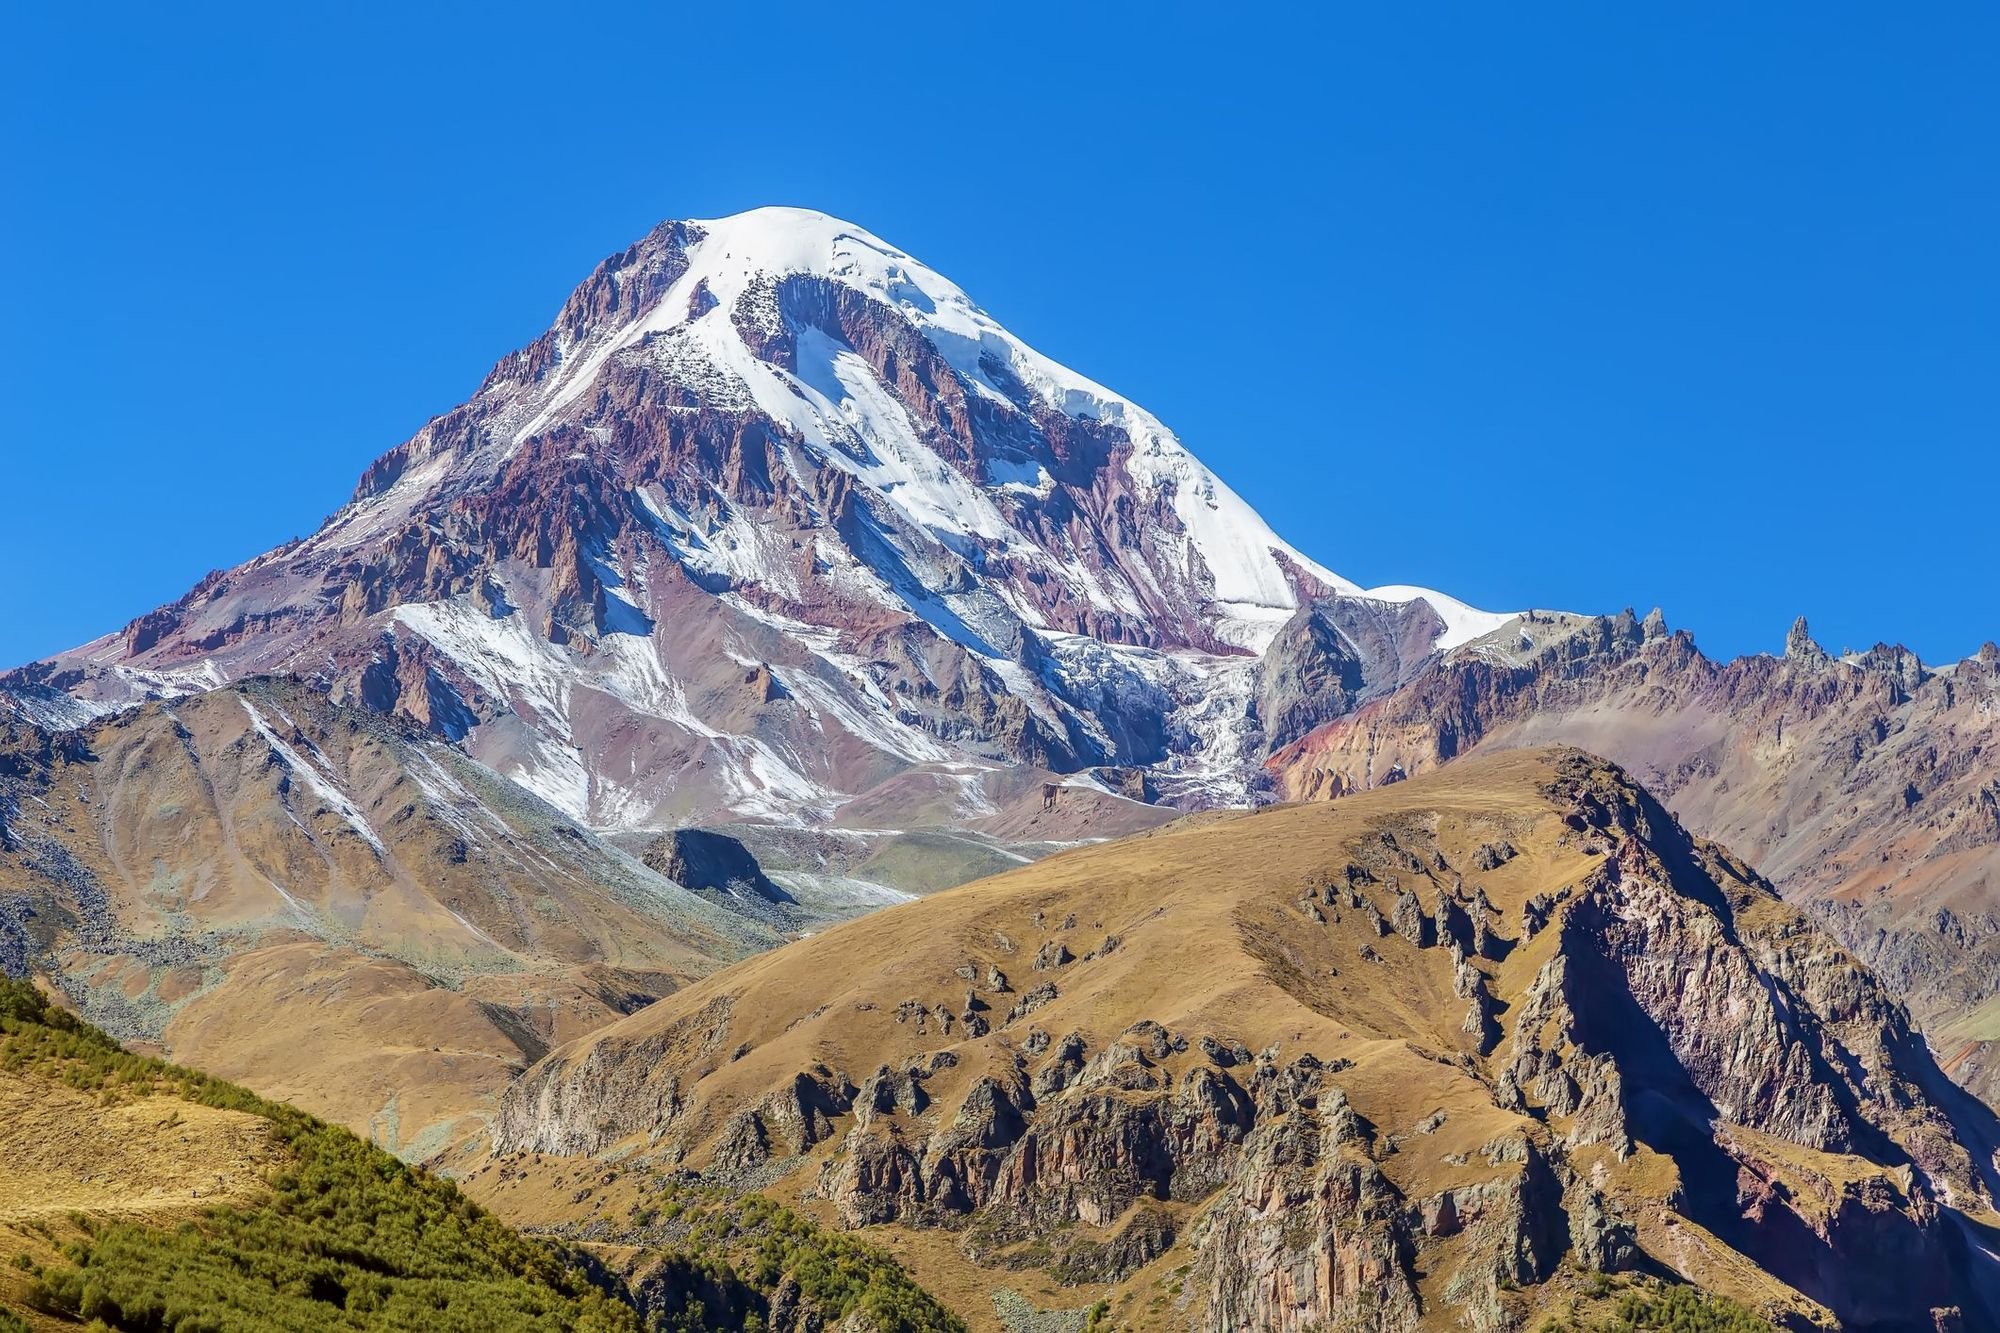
[1270,610,2000,1106]
[4,207,1500,828]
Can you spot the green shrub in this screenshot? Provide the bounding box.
[0,977,639,1332]
[2,977,968,1333]
[1540,1280,1776,1333]
[639,1182,965,1333]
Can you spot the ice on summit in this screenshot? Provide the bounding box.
[50,205,1527,828]
[505,206,1506,653]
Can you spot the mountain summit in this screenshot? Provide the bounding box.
[4,207,1508,827]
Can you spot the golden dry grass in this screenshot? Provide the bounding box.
[462,748,1937,1330]
[0,1071,276,1225]
[0,1069,279,1329]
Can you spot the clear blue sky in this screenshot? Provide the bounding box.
[4,4,1994,666]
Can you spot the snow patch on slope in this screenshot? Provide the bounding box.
[1355,585,1514,652]
[392,597,849,826]
[239,697,386,855]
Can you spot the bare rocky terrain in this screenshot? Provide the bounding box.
[1269,610,2000,1107]
[467,750,2000,1332]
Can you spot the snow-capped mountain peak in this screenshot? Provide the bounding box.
[492,205,1371,647]
[6,207,1517,825]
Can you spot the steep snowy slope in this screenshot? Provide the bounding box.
[4,208,1512,827]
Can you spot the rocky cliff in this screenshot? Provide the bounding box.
[467,750,2000,1331]
[1269,612,2000,1107]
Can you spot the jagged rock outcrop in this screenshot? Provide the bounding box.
[1189,1075,1424,1333]
[497,996,738,1157]
[1269,607,2000,1110]
[1250,596,1450,752]
[474,750,2000,1331]
[640,828,791,904]
[1787,614,1834,667]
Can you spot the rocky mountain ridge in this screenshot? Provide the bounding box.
[5,204,1999,1202]
[2,207,1508,829]
[467,750,2000,1332]
[1268,609,2000,1105]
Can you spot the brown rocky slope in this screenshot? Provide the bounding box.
[1270,610,2000,1105]
[0,674,776,1156]
[467,748,2000,1332]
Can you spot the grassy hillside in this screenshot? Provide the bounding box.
[0,975,640,1331]
[471,749,1964,1331]
[0,678,777,1157]
[0,976,971,1333]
